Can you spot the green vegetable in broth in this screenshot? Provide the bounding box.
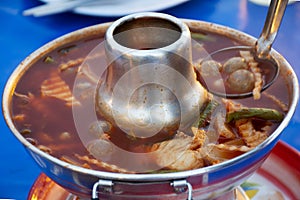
[226,107,284,123]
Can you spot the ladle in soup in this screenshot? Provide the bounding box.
[197,0,287,99]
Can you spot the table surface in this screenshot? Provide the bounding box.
[0,0,299,199]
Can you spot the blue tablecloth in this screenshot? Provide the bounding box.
[0,0,299,199]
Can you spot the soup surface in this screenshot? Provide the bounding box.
[11,29,289,173]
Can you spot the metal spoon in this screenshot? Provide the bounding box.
[198,0,288,99]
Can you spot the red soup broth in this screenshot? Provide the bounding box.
[11,31,290,173]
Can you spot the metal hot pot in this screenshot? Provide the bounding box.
[2,13,298,199]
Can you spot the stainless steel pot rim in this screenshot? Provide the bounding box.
[2,18,299,182]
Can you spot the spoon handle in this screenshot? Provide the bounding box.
[255,0,288,59]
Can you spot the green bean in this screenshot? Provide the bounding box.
[196,100,219,128]
[226,107,284,123]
